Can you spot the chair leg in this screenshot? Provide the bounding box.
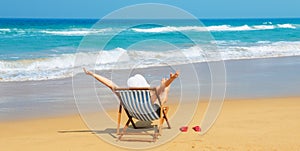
[164,116,171,129]
[158,117,164,135]
[158,107,167,135]
[123,109,137,129]
[118,119,131,140]
[117,105,122,135]
[153,125,158,142]
[130,118,137,129]
[118,117,136,139]
[162,107,171,129]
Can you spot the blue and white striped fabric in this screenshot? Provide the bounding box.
[117,90,160,121]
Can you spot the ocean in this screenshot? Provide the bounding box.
[1,18,300,82]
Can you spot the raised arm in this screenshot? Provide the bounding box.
[152,71,180,103]
[164,71,180,88]
[83,68,118,90]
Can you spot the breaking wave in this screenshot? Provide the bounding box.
[132,24,297,33]
[1,41,300,82]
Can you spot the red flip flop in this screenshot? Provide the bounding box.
[180,126,188,132]
[192,126,201,132]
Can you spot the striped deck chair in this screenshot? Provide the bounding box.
[114,87,171,142]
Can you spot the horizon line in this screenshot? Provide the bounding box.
[1,17,300,20]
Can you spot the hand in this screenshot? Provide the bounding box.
[83,68,93,75]
[170,71,179,79]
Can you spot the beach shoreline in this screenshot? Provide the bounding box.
[1,56,300,150]
[1,56,300,121]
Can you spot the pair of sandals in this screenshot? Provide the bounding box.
[180,126,201,132]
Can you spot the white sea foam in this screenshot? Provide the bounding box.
[40,28,112,36]
[253,25,276,30]
[277,24,296,29]
[256,41,272,44]
[2,23,297,36]
[218,41,300,60]
[1,41,300,82]
[0,48,144,81]
[0,28,11,32]
[0,27,113,36]
[132,24,297,33]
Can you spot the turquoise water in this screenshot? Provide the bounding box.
[1,18,300,81]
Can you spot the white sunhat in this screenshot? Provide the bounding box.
[127,74,150,87]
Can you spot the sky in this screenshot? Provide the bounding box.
[0,0,299,19]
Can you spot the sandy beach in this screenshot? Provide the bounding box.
[1,97,300,151]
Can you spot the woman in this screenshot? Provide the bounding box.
[83,68,179,105]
